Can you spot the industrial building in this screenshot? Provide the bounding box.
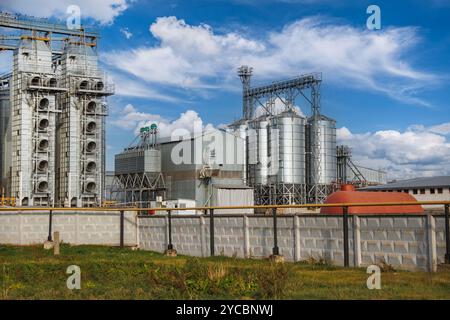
[228,66,385,205]
[360,176,450,209]
[0,13,113,206]
[110,66,386,209]
[112,125,253,213]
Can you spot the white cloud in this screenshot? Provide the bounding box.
[110,105,215,138]
[1,0,132,24]
[337,123,450,179]
[104,16,435,105]
[120,27,133,39]
[254,98,305,118]
[428,122,450,135]
[107,72,181,102]
[104,16,263,89]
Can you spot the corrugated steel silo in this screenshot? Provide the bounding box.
[306,115,337,190]
[268,109,306,204]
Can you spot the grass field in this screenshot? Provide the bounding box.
[0,244,449,300]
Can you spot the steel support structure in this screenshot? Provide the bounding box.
[239,69,326,204]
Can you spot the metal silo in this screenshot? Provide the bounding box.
[269,110,306,204]
[246,116,271,204]
[255,116,269,185]
[306,115,337,201]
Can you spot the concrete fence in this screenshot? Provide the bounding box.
[138,214,448,272]
[0,210,137,246]
[0,210,448,272]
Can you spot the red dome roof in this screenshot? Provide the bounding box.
[320,190,423,214]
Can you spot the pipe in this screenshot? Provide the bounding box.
[167,207,173,250]
[272,207,279,256]
[445,204,450,264]
[210,209,215,256]
[343,206,349,267]
[120,210,124,247]
[47,210,53,241]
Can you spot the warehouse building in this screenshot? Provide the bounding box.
[112,127,253,213]
[360,176,450,209]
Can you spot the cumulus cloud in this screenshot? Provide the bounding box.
[104,16,435,105]
[254,98,305,118]
[110,104,215,138]
[337,123,450,179]
[107,72,180,102]
[120,27,133,39]
[1,0,131,24]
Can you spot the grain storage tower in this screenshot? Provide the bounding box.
[233,66,334,204]
[0,75,11,196]
[269,110,307,204]
[0,13,113,207]
[9,38,64,206]
[306,115,337,203]
[246,116,271,204]
[57,42,112,207]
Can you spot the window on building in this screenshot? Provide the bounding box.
[404,189,409,193]
[420,189,425,194]
[430,188,435,194]
[437,188,443,194]
[413,189,418,194]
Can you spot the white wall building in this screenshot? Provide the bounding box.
[360,176,450,210]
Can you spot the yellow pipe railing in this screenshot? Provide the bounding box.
[0,200,448,212]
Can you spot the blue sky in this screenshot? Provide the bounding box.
[1,0,450,178]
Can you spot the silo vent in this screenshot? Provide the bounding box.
[85,141,97,152]
[38,139,49,151]
[37,160,48,172]
[86,101,97,113]
[39,98,50,110]
[85,181,96,193]
[86,121,97,133]
[37,180,49,192]
[38,118,49,130]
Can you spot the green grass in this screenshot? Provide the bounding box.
[0,244,449,300]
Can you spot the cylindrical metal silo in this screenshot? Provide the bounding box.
[246,120,257,186]
[255,117,269,185]
[268,110,306,204]
[307,115,337,193]
[269,110,306,185]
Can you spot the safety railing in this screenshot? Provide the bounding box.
[0,200,449,267]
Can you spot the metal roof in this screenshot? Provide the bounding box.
[360,176,450,190]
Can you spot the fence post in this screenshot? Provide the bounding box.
[272,207,279,256]
[243,215,250,258]
[210,209,215,257]
[353,215,361,267]
[47,210,53,241]
[167,209,173,251]
[427,214,437,272]
[120,210,124,248]
[200,215,206,257]
[294,215,300,262]
[343,206,349,267]
[445,204,450,264]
